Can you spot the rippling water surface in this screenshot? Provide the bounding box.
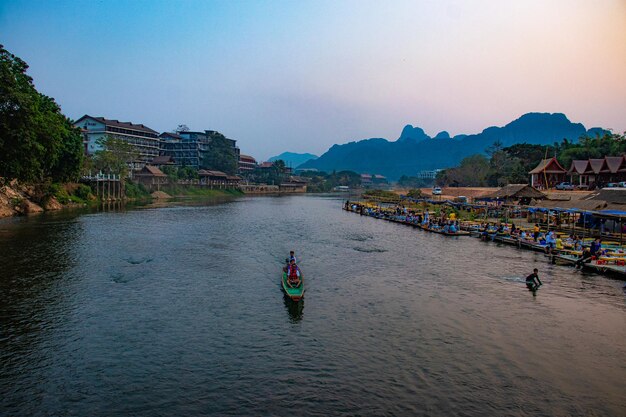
[1,195,625,416]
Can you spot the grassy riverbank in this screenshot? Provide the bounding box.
[159,184,243,198]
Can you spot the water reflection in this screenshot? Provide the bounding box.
[0,196,625,416]
[283,294,304,322]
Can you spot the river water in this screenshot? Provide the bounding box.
[1,195,625,416]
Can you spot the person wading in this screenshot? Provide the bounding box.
[526,268,543,291]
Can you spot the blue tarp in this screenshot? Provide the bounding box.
[596,210,626,217]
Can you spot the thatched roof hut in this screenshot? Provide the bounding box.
[480,184,546,201]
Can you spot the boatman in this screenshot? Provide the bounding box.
[525,268,542,291]
[289,250,297,263]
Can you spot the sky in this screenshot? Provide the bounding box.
[1,0,625,161]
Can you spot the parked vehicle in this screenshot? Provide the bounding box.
[606,183,619,188]
[555,182,575,190]
[618,182,626,188]
[432,187,443,195]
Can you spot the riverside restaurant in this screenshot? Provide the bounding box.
[344,189,626,280]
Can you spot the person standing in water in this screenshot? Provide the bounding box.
[526,268,543,291]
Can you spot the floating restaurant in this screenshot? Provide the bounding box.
[344,188,626,280]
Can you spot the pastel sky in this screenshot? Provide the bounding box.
[1,0,625,160]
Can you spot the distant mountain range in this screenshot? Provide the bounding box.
[268,152,318,168]
[298,113,607,179]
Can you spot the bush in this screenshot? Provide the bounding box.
[124,181,150,199]
[407,189,423,198]
[75,184,92,200]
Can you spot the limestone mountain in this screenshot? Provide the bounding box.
[298,113,607,180]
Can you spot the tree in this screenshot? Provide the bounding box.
[438,155,490,186]
[202,133,238,175]
[0,44,83,182]
[557,131,626,168]
[92,135,139,178]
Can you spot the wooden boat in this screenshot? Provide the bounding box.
[282,270,304,302]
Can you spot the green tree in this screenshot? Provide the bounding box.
[556,131,626,168]
[202,134,238,175]
[0,44,83,182]
[178,166,198,180]
[438,155,490,186]
[92,135,139,178]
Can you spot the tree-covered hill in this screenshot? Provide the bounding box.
[299,113,607,180]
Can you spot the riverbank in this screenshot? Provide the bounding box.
[344,200,626,281]
[0,178,244,218]
[0,179,86,218]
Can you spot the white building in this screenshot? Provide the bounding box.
[416,169,443,179]
[74,115,160,166]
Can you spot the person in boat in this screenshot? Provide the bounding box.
[289,250,297,263]
[526,268,542,291]
[287,259,301,286]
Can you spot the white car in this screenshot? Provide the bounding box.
[432,187,442,195]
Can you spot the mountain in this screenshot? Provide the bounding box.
[268,152,318,168]
[298,113,607,180]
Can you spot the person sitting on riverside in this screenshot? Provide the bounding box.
[449,223,457,233]
[573,236,582,251]
[545,231,556,254]
[555,237,563,251]
[590,238,602,256]
[287,259,301,287]
[576,247,593,268]
[526,268,542,291]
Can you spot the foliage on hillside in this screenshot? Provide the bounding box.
[436,132,626,187]
[299,113,605,179]
[0,45,83,182]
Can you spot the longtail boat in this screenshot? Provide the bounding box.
[282,270,304,302]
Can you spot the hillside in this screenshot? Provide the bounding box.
[299,113,607,179]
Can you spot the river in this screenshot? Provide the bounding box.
[1,195,625,416]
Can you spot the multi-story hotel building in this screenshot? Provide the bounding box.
[239,154,257,174]
[159,130,240,170]
[74,115,160,166]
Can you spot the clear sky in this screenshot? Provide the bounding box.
[1,0,625,160]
